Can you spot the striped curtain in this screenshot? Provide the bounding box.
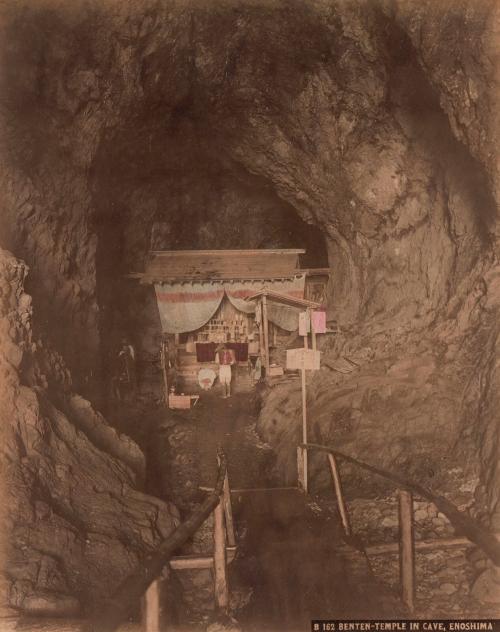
[154,276,305,334]
[154,282,224,334]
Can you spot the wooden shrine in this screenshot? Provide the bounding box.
[130,249,329,391]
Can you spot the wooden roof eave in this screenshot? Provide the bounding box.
[125,273,308,285]
[125,268,331,284]
[149,248,306,256]
[244,289,322,309]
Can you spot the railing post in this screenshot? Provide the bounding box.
[297,445,307,492]
[213,499,229,609]
[222,470,236,547]
[327,452,351,536]
[141,579,161,632]
[398,489,415,612]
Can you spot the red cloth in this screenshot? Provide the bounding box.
[196,343,217,362]
[227,343,248,362]
[195,342,248,363]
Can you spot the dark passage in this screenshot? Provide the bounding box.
[233,488,404,632]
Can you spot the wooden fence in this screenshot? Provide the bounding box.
[298,441,500,613]
[87,450,235,632]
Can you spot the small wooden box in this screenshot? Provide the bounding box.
[169,394,192,409]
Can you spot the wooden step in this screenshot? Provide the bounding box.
[169,546,237,570]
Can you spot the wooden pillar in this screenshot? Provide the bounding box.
[259,298,265,369]
[327,453,351,536]
[262,293,270,374]
[222,471,235,547]
[213,499,229,609]
[168,334,178,369]
[160,340,169,406]
[300,368,308,493]
[297,445,305,492]
[311,309,317,351]
[398,489,415,612]
[141,580,161,632]
[300,312,309,492]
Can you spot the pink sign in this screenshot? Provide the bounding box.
[311,311,326,334]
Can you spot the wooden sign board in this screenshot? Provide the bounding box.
[286,348,321,371]
[298,311,310,336]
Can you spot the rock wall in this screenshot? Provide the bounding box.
[0,249,179,618]
[1,0,497,373]
[0,0,499,609]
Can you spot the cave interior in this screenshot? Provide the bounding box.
[0,0,499,627]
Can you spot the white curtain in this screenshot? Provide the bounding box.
[155,282,224,334]
[154,276,306,334]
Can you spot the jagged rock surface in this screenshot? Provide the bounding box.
[0,250,179,617]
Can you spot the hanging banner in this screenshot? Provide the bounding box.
[154,276,306,333]
[298,311,311,336]
[286,348,321,371]
[311,310,327,334]
[155,282,225,334]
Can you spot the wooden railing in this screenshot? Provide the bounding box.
[142,458,236,631]
[87,450,236,632]
[298,442,500,613]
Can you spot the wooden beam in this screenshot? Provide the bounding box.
[327,453,351,536]
[199,485,297,493]
[140,275,308,284]
[262,294,270,374]
[399,489,415,612]
[141,580,161,632]
[213,500,229,609]
[160,340,169,405]
[222,471,236,548]
[300,268,332,276]
[301,373,307,491]
[365,536,474,556]
[169,547,237,570]
[258,305,265,372]
[300,324,308,492]
[246,289,322,309]
[297,445,306,493]
[170,556,213,570]
[150,249,306,256]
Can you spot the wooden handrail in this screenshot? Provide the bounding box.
[86,449,228,632]
[301,442,500,566]
[398,490,415,611]
[327,452,351,536]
